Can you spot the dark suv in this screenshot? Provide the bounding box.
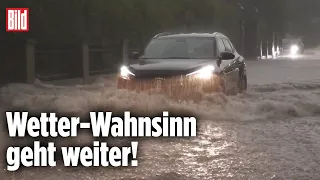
[117,32,247,96]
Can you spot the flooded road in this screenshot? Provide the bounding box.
[1,56,320,180]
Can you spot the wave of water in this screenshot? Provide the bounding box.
[1,78,319,122]
[1,78,320,180]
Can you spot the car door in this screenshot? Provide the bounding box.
[215,37,229,70]
[220,37,236,71]
[220,37,242,89]
[224,37,246,76]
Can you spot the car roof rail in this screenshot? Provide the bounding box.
[211,32,219,36]
[153,32,178,38]
[153,31,220,38]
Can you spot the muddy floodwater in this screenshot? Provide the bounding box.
[1,51,320,180]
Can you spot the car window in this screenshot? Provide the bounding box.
[216,37,225,53]
[142,37,215,59]
[225,38,235,53]
[222,38,233,52]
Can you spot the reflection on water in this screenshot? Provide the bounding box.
[1,78,320,179]
[179,124,236,179]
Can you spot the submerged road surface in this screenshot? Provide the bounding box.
[1,53,320,179]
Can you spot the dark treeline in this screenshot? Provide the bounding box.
[3,0,244,47]
[1,0,320,84]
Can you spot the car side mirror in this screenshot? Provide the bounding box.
[219,51,235,60]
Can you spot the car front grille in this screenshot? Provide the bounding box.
[133,70,189,79]
[118,75,220,97]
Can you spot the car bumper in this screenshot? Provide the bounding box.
[279,51,303,59]
[117,74,223,95]
[280,49,303,56]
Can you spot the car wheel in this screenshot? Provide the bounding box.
[224,78,238,96]
[228,73,243,95]
[219,78,226,93]
[239,75,247,93]
[213,76,226,93]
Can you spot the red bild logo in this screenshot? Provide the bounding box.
[6,8,29,32]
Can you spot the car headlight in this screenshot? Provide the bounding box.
[186,65,215,80]
[120,66,135,79]
[290,45,299,55]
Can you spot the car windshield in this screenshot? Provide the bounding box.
[141,37,215,59]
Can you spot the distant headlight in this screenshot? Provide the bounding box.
[290,45,299,55]
[120,66,135,79]
[187,65,215,80]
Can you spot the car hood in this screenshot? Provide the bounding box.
[130,59,215,70]
[128,59,217,78]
